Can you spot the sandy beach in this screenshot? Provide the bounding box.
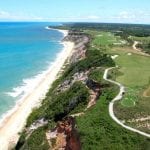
[0,30,74,150]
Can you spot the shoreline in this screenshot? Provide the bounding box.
[0,29,74,149]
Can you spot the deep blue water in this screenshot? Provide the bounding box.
[0,22,64,117]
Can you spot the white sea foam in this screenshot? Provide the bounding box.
[5,27,67,99]
[6,72,46,98]
[0,68,45,126]
[45,26,68,37]
[45,26,49,30]
[0,28,68,127]
[0,51,61,128]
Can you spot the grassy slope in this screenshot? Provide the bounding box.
[76,85,150,150]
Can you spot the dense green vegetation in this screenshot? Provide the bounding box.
[63,49,115,77]
[16,81,90,149]
[16,127,49,150]
[88,68,105,83]
[53,23,150,37]
[27,81,89,126]
[76,85,150,150]
[129,36,150,54]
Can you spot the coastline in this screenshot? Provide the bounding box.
[0,29,74,149]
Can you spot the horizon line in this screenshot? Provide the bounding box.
[0,21,149,26]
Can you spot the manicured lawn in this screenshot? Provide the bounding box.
[115,53,150,87]
[105,46,150,88]
[121,88,139,107]
[85,30,123,49]
[91,32,121,47]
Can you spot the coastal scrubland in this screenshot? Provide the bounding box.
[16,23,150,149]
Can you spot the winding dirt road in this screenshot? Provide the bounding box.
[132,41,150,56]
[103,67,150,138]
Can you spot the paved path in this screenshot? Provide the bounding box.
[103,67,150,138]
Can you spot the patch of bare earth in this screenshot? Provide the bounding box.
[127,116,150,133]
[46,116,81,150]
[112,45,150,57]
[143,86,150,97]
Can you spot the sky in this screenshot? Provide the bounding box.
[0,0,150,24]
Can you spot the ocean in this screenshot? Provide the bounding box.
[0,22,64,119]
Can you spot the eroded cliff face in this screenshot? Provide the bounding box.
[45,74,101,149]
[45,31,101,149]
[46,116,81,150]
[63,30,90,63]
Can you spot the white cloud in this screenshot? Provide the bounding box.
[87,15,100,19]
[0,9,149,24]
[0,11,12,19]
[118,11,136,19]
[43,15,101,22]
[110,10,150,24]
[0,10,101,22]
[0,10,43,21]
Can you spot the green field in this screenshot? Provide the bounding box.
[87,30,150,88]
[115,53,150,87]
[92,32,119,46]
[121,88,139,107]
[85,30,125,49]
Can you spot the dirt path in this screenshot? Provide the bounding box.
[132,41,150,56]
[132,41,140,51]
[103,67,150,138]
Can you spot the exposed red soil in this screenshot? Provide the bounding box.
[46,116,81,150]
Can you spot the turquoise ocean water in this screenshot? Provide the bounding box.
[0,22,64,119]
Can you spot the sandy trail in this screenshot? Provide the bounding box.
[132,41,140,51]
[0,30,74,150]
[132,41,150,56]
